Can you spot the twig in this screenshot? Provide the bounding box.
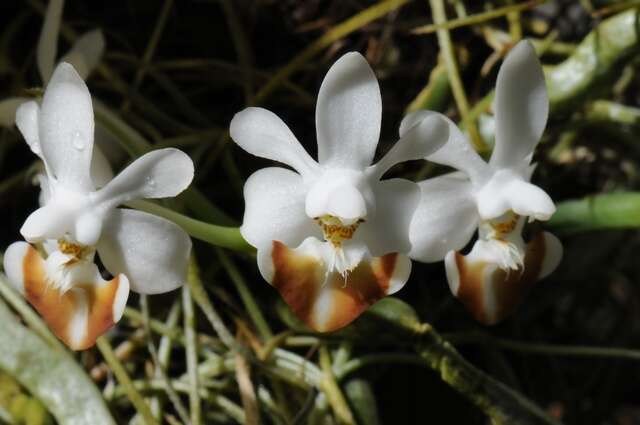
[95,337,158,425]
[412,1,546,34]
[182,285,201,425]
[428,0,486,152]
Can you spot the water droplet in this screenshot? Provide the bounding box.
[72,131,85,151]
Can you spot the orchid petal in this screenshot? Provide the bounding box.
[475,170,555,221]
[15,100,41,157]
[60,29,105,79]
[93,148,194,208]
[230,107,318,177]
[260,238,410,332]
[316,52,381,169]
[409,173,479,262]
[490,40,549,169]
[39,63,95,192]
[90,145,114,188]
[445,230,558,325]
[0,97,29,128]
[539,232,563,279]
[20,203,71,243]
[3,242,129,350]
[241,167,321,249]
[402,111,489,184]
[97,209,191,294]
[358,178,420,257]
[369,112,449,180]
[37,0,64,83]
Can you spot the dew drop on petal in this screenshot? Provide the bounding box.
[72,131,85,151]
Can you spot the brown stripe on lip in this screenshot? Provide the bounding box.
[271,241,398,332]
[21,244,123,350]
[453,232,547,325]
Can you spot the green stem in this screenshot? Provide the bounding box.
[445,333,640,361]
[428,0,486,152]
[182,285,201,425]
[319,347,355,425]
[413,0,545,34]
[127,200,254,253]
[96,337,158,425]
[548,192,640,234]
[188,256,237,349]
[251,0,411,106]
[217,250,273,340]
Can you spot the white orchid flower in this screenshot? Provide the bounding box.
[3,63,194,350]
[0,0,105,127]
[230,52,449,332]
[407,40,563,325]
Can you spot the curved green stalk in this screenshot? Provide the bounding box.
[127,200,254,253]
[548,192,640,234]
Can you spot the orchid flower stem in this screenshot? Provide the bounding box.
[182,284,201,425]
[548,192,640,234]
[0,273,65,352]
[217,249,273,340]
[428,0,486,153]
[127,200,254,253]
[444,333,640,361]
[188,256,237,349]
[319,347,356,425]
[95,337,159,425]
[412,0,545,34]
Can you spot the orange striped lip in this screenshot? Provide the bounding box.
[16,243,129,350]
[270,240,405,332]
[448,231,548,325]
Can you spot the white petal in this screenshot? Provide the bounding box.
[93,148,194,209]
[15,101,41,157]
[357,178,420,257]
[316,52,381,169]
[403,111,490,184]
[490,40,548,168]
[475,170,555,221]
[539,232,562,279]
[37,0,64,83]
[3,241,31,294]
[0,97,29,128]
[60,29,105,79]
[20,204,70,243]
[240,167,321,249]
[97,209,191,294]
[369,113,449,180]
[39,62,95,192]
[90,145,114,188]
[230,107,318,177]
[408,173,479,262]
